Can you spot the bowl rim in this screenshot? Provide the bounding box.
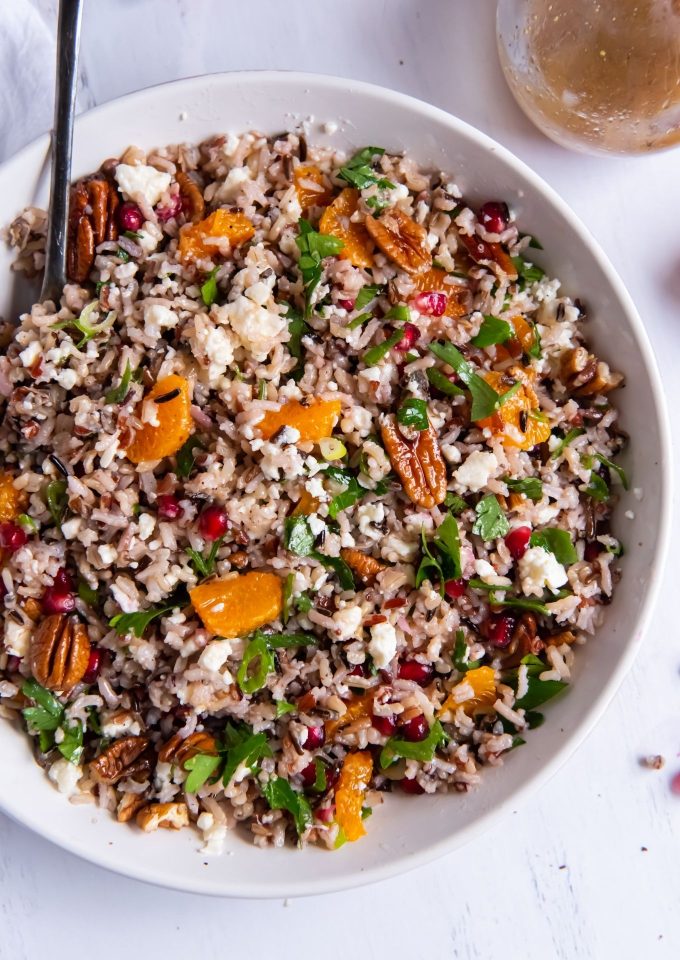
[0,69,672,898]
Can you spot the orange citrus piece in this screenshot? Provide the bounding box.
[319,188,373,269]
[294,164,334,210]
[335,751,373,842]
[510,315,537,354]
[439,666,497,717]
[0,473,28,522]
[476,369,550,450]
[258,398,342,443]
[411,267,470,318]
[190,571,283,637]
[126,374,193,464]
[178,209,255,261]
[325,692,374,739]
[292,489,321,516]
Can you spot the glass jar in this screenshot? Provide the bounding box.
[497,0,680,155]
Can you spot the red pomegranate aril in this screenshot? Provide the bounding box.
[316,806,335,823]
[401,777,425,795]
[300,762,317,787]
[411,291,447,317]
[304,725,325,749]
[348,664,367,679]
[398,660,434,686]
[402,714,428,742]
[505,525,532,560]
[584,541,601,562]
[372,712,397,736]
[394,322,420,352]
[117,201,144,232]
[0,522,28,552]
[488,613,516,649]
[42,588,76,615]
[157,494,184,520]
[479,200,510,234]
[156,193,182,222]
[83,648,102,685]
[338,298,355,311]
[53,567,74,592]
[198,504,229,541]
[444,578,466,599]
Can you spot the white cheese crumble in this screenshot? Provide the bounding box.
[101,713,142,738]
[48,758,82,798]
[332,605,363,641]
[97,544,117,565]
[198,639,234,680]
[214,165,253,202]
[518,546,567,597]
[114,163,171,207]
[453,451,499,493]
[4,620,31,657]
[143,303,178,340]
[137,512,155,541]
[368,621,397,668]
[474,558,512,587]
[19,341,41,368]
[307,513,326,537]
[216,296,287,362]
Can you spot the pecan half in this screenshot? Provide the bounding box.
[560,347,623,396]
[89,735,152,785]
[30,614,91,692]
[380,415,447,508]
[136,802,189,832]
[499,612,545,667]
[364,208,432,274]
[67,177,120,283]
[158,730,218,765]
[458,232,518,280]
[175,171,205,223]
[116,791,149,823]
[340,548,386,585]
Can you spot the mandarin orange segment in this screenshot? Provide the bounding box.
[319,188,373,269]
[126,374,193,464]
[439,666,497,717]
[325,692,374,739]
[190,571,283,637]
[476,370,550,451]
[178,209,255,261]
[258,398,342,443]
[0,473,28,522]
[335,751,373,842]
[411,268,470,318]
[294,164,335,210]
[510,315,537,354]
[292,489,321,516]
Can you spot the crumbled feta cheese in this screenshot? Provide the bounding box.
[356,501,385,536]
[55,369,78,391]
[368,621,397,668]
[441,443,462,464]
[217,296,287,362]
[60,517,83,540]
[137,512,155,541]
[214,165,253,202]
[244,274,276,306]
[453,451,499,493]
[101,713,141,738]
[198,639,234,676]
[519,546,567,597]
[307,513,326,537]
[19,341,40,368]
[474,558,512,587]
[143,303,178,340]
[332,605,363,641]
[114,163,171,207]
[48,758,82,798]
[97,544,117,565]
[4,619,31,657]
[305,476,327,500]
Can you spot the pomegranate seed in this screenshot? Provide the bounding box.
[83,648,102,685]
[584,542,601,562]
[504,526,532,560]
[372,712,397,736]
[444,578,466,599]
[198,504,229,541]
[157,494,184,520]
[42,588,76,615]
[304,725,325,749]
[156,193,182,222]
[384,597,406,610]
[348,664,368,679]
[338,298,355,311]
[394,322,420,352]
[479,200,510,234]
[117,201,144,232]
[401,777,425,795]
[401,714,428,742]
[53,567,74,592]
[488,613,516,648]
[300,762,317,787]
[0,522,28,552]
[316,806,335,823]
[398,660,434,686]
[411,291,447,317]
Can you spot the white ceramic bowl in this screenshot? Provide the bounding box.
[0,72,671,898]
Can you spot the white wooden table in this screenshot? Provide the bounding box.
[2,2,679,957]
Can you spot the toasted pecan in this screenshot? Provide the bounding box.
[380,415,447,508]
[30,614,90,692]
[364,208,431,274]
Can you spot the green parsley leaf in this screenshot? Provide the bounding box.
[525,319,542,359]
[594,453,629,490]
[58,721,84,765]
[338,146,394,192]
[78,580,98,607]
[497,381,522,406]
[380,719,448,769]
[452,629,481,672]
[265,631,317,649]
[186,535,224,579]
[529,528,577,565]
[415,527,444,590]
[200,266,219,307]
[503,476,543,502]
[470,315,513,348]
[494,596,551,615]
[16,513,38,534]
[275,700,296,718]
[311,551,355,590]
[282,572,295,625]
[46,479,68,530]
[363,328,405,366]
[397,397,429,431]
[472,495,509,541]
[584,470,609,502]
[284,515,316,557]
[295,592,313,614]
[284,303,308,381]
[515,676,567,711]
[467,579,512,592]
[347,311,373,331]
[222,723,273,786]
[311,757,327,792]
[22,679,63,720]
[52,301,115,349]
[518,232,544,250]
[426,367,465,397]
[444,492,467,515]
[296,219,344,318]
[184,753,222,793]
[429,341,501,420]
[324,466,366,519]
[551,427,585,459]
[261,776,313,838]
[237,633,275,695]
[104,359,134,405]
[22,679,65,753]
[109,604,175,638]
[433,513,462,581]
[355,284,384,311]
[511,256,546,286]
[176,434,205,478]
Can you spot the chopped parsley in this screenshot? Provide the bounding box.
[472,495,509,541]
[416,513,462,593]
[200,266,220,307]
[452,629,481,672]
[593,452,629,489]
[551,427,585,459]
[506,654,567,710]
[380,719,448,769]
[338,146,394,192]
[396,397,429,431]
[261,776,312,838]
[109,603,176,638]
[184,754,221,793]
[355,284,385,311]
[77,580,98,607]
[363,328,406,366]
[284,515,316,556]
[426,367,465,397]
[21,679,84,762]
[284,303,308,381]
[275,700,296,718]
[503,476,543,502]
[529,528,577,565]
[104,360,134,405]
[428,341,501,420]
[444,492,467,515]
[45,479,68,530]
[176,434,206,478]
[511,256,546,288]
[186,535,224,579]
[470,315,513,348]
[296,219,344,318]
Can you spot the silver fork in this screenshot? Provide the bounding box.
[40,0,84,304]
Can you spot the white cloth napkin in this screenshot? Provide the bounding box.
[0,0,56,163]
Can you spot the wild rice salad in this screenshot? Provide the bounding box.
[0,132,627,852]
